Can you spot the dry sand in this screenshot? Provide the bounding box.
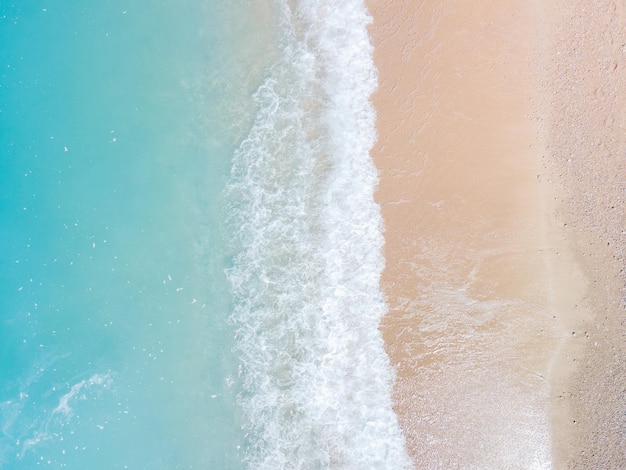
[541,1,626,467]
[367,0,625,468]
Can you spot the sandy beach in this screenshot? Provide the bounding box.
[367,0,626,467]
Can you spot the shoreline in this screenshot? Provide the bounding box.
[368,0,625,467]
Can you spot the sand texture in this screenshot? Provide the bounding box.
[542,0,626,467]
[367,0,625,468]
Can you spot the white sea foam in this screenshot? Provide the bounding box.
[226,1,412,468]
[16,373,112,459]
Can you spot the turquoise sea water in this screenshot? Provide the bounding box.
[1,1,410,468]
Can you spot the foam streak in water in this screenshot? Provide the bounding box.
[226,1,412,468]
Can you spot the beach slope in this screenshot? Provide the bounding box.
[367,0,625,467]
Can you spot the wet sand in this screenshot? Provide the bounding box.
[368,0,625,468]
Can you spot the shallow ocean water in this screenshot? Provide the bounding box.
[0,1,270,467]
[1,1,410,468]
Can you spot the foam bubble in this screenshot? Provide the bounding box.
[226,1,411,468]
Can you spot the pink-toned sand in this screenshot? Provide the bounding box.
[367,0,626,467]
